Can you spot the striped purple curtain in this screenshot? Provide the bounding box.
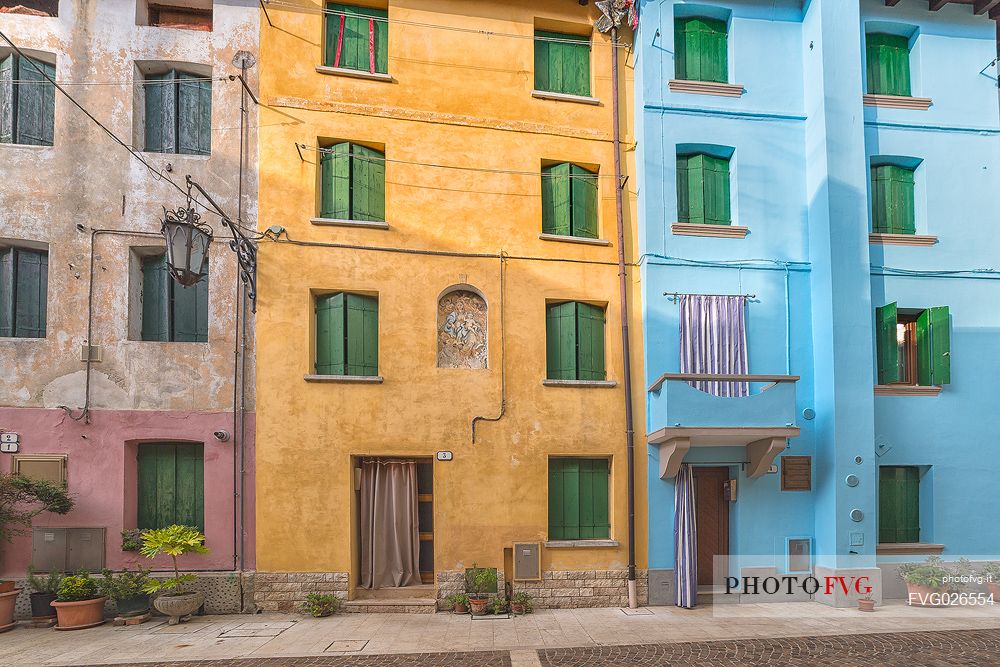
[679,295,749,397]
[674,464,697,608]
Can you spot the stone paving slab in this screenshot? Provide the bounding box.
[86,652,512,666]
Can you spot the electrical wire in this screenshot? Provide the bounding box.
[5,76,224,86]
[262,0,631,49]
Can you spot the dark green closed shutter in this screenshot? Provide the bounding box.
[321,142,351,219]
[535,31,591,97]
[675,17,728,83]
[173,274,209,343]
[542,163,572,236]
[875,302,898,385]
[549,458,610,540]
[144,71,177,153]
[866,33,911,97]
[879,466,919,543]
[0,248,12,337]
[677,154,730,225]
[316,293,346,375]
[345,293,378,376]
[142,254,170,342]
[0,247,47,339]
[351,144,386,222]
[0,54,12,143]
[871,165,914,234]
[546,301,578,380]
[15,56,55,146]
[137,443,205,532]
[570,165,598,238]
[576,302,605,380]
[177,73,211,156]
[141,253,208,342]
[326,4,388,74]
[916,306,950,386]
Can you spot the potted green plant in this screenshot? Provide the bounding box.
[302,593,342,617]
[51,571,106,630]
[981,562,1000,599]
[465,565,497,616]
[98,568,151,617]
[447,592,469,614]
[510,591,532,615]
[857,591,875,612]
[0,474,73,632]
[488,595,508,615]
[26,566,63,620]
[140,525,208,625]
[898,556,951,607]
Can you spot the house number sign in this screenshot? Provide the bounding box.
[436,451,453,461]
[0,432,19,454]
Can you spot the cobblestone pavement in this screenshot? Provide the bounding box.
[82,630,1000,666]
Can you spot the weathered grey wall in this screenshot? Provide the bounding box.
[0,0,258,412]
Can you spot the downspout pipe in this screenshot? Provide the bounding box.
[611,25,639,609]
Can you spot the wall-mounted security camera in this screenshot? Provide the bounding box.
[213,430,231,442]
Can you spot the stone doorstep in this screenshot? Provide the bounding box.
[341,598,438,614]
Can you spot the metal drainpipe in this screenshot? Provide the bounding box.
[611,25,638,609]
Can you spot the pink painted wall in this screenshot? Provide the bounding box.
[0,408,255,576]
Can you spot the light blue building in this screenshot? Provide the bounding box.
[635,0,1000,606]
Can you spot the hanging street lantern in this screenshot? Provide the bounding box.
[162,201,213,287]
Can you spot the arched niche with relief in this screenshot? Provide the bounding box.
[437,286,487,369]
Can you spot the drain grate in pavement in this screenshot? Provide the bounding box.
[218,621,296,638]
[325,639,369,652]
[618,607,653,616]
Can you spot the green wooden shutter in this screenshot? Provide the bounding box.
[871,165,889,233]
[686,154,707,224]
[917,306,950,386]
[177,73,211,156]
[561,34,591,97]
[548,460,567,539]
[867,34,910,96]
[879,466,919,543]
[676,17,727,83]
[885,166,915,235]
[145,71,177,153]
[315,293,346,375]
[360,6,389,74]
[324,4,340,66]
[320,142,351,219]
[13,248,47,338]
[676,155,690,222]
[172,261,209,343]
[0,54,12,143]
[351,144,385,222]
[534,31,551,92]
[576,302,605,381]
[535,31,590,96]
[703,155,731,225]
[0,248,14,337]
[542,163,572,235]
[345,293,378,376]
[328,4,368,72]
[15,56,55,146]
[570,165,598,238]
[137,443,204,531]
[141,254,170,342]
[546,301,578,380]
[875,302,898,385]
[578,459,610,539]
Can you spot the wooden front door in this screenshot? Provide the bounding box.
[693,466,730,587]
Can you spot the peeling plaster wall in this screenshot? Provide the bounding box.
[0,0,259,413]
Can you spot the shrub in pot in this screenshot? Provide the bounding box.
[26,566,64,620]
[140,525,209,625]
[857,592,875,612]
[899,557,952,607]
[98,568,151,617]
[465,565,497,616]
[52,571,106,630]
[302,593,342,618]
[447,593,469,614]
[511,591,532,615]
[488,595,508,615]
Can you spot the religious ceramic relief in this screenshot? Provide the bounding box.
[437,290,487,369]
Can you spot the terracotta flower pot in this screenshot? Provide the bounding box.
[453,603,468,614]
[0,588,22,633]
[987,582,1000,600]
[511,602,526,615]
[153,591,205,625]
[858,598,876,612]
[52,596,107,630]
[468,597,488,616]
[0,581,15,594]
[30,592,57,619]
[905,583,945,607]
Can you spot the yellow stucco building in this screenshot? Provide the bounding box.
[254,0,645,611]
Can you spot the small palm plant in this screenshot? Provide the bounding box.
[139,525,208,596]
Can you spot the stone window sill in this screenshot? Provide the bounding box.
[0,143,53,150]
[876,543,945,556]
[542,379,617,388]
[668,79,745,97]
[874,385,942,396]
[545,539,620,549]
[531,89,601,106]
[315,65,393,83]
[869,233,937,246]
[538,233,611,247]
[672,223,748,239]
[139,151,210,160]
[863,94,932,110]
[311,217,390,230]
[304,374,384,384]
